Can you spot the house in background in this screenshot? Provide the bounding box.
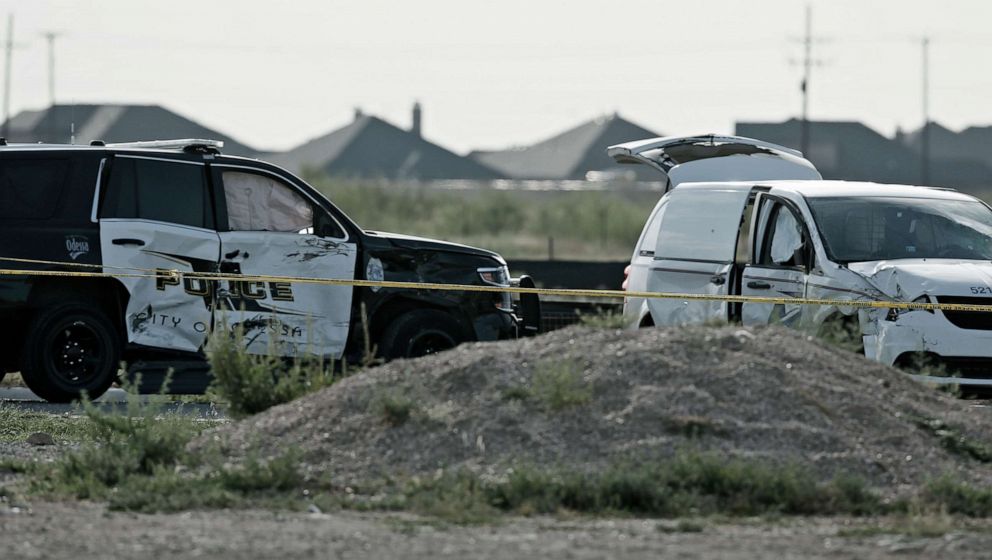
[735,118,920,185]
[897,123,992,190]
[269,105,500,181]
[1,104,258,156]
[736,118,992,192]
[469,114,662,180]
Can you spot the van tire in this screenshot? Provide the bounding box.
[378,310,467,360]
[21,302,121,403]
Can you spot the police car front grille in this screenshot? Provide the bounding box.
[937,296,992,331]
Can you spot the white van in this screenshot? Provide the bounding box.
[612,135,992,386]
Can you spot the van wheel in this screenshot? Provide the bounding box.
[378,310,467,360]
[21,303,121,403]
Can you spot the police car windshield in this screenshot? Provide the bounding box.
[808,196,992,263]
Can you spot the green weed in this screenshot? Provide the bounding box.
[206,326,343,419]
[913,417,992,463]
[578,310,629,329]
[531,360,592,411]
[918,477,992,517]
[0,404,95,443]
[377,392,416,426]
[107,450,304,513]
[33,375,202,499]
[398,453,884,521]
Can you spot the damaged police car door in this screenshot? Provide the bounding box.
[211,166,357,358]
[99,155,221,352]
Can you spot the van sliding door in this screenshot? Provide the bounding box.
[646,185,753,325]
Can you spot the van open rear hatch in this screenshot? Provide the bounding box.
[607,135,821,190]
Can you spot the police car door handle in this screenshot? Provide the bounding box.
[747,280,771,290]
[112,238,145,247]
[710,275,726,285]
[224,249,240,259]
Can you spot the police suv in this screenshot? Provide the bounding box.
[0,139,538,402]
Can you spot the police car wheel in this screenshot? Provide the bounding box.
[21,303,121,403]
[379,310,467,360]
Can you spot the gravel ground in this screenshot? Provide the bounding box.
[202,325,992,495]
[7,325,992,559]
[3,502,992,560]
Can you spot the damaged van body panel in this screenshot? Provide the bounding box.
[845,260,992,369]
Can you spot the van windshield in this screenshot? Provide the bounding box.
[808,196,992,263]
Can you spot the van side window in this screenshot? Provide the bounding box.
[101,158,213,229]
[735,197,756,265]
[654,188,752,263]
[638,198,668,256]
[0,159,68,219]
[761,204,806,267]
[222,171,314,233]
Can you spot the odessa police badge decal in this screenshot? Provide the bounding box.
[366,257,384,292]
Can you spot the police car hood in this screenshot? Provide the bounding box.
[847,259,992,300]
[364,231,504,262]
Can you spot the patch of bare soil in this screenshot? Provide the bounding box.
[4,502,992,560]
[201,326,992,496]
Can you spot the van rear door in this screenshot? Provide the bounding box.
[646,183,754,325]
[607,135,821,191]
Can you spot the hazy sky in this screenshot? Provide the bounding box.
[1,0,989,152]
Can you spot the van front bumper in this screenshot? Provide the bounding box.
[865,308,992,387]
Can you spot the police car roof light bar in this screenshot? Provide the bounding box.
[104,139,225,151]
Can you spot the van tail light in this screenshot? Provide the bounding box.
[622,264,631,291]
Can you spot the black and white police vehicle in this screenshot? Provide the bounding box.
[0,138,538,402]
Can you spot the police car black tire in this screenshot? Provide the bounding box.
[21,302,121,403]
[379,309,467,360]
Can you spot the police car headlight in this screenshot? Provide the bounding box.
[479,266,512,311]
[478,266,509,286]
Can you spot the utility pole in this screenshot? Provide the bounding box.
[2,14,13,139]
[921,37,931,185]
[790,5,827,157]
[800,5,812,157]
[41,31,61,108]
[41,31,63,143]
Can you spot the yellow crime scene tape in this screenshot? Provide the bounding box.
[1,256,991,314]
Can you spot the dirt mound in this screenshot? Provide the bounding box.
[200,326,992,495]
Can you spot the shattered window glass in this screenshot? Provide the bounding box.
[223,171,313,233]
[808,196,992,262]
